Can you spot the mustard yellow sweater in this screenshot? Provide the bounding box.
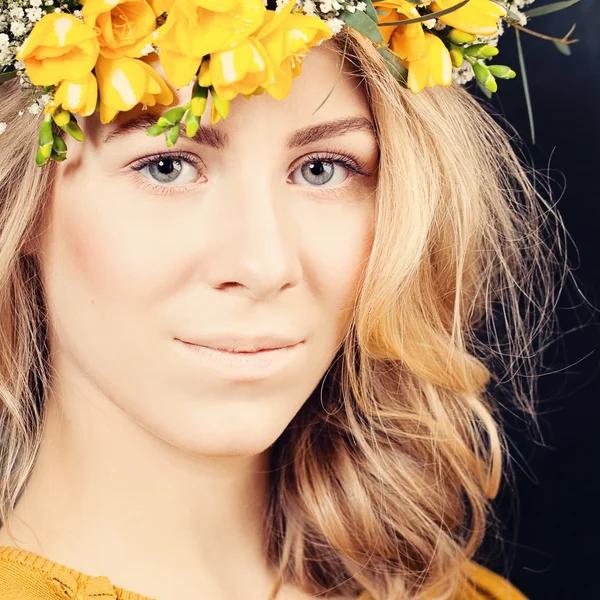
[0,546,529,600]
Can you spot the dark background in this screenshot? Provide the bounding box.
[471,1,599,598]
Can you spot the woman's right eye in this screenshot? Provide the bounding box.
[134,156,201,186]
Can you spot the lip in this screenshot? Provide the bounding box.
[174,339,304,380]
[177,335,302,353]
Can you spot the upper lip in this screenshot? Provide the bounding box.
[177,335,303,353]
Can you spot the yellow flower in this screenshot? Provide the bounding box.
[430,0,507,36]
[404,31,452,94]
[199,38,273,101]
[375,0,425,62]
[155,0,266,88]
[81,0,157,58]
[94,54,174,123]
[255,0,332,100]
[47,73,99,116]
[147,0,175,15]
[16,13,99,86]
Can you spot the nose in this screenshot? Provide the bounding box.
[202,170,303,300]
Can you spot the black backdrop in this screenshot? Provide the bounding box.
[471,2,599,598]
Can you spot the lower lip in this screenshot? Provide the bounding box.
[174,339,303,380]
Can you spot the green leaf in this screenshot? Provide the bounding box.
[362,0,379,23]
[340,8,383,44]
[554,41,571,56]
[378,0,471,27]
[525,0,580,18]
[476,80,493,99]
[514,28,535,145]
[377,46,407,83]
[0,70,17,85]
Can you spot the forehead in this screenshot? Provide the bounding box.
[86,41,372,143]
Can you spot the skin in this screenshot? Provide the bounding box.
[0,42,379,600]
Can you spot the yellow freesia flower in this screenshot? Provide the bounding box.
[375,0,425,62]
[404,31,452,94]
[255,0,332,100]
[81,0,157,58]
[200,39,273,101]
[16,13,99,86]
[47,73,99,116]
[155,0,266,88]
[147,0,175,16]
[94,55,174,123]
[430,0,507,36]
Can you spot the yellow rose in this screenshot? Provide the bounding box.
[200,38,273,101]
[430,0,507,36]
[404,32,452,94]
[47,73,99,116]
[81,0,157,58]
[155,0,266,88]
[255,1,332,100]
[16,13,99,86]
[375,0,425,62]
[94,54,174,123]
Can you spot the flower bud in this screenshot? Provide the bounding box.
[36,147,50,167]
[61,117,84,142]
[450,49,463,68]
[191,80,208,118]
[472,60,497,92]
[38,116,53,160]
[157,106,187,129]
[488,65,516,79]
[463,43,499,58]
[447,29,477,44]
[146,123,168,136]
[210,87,229,122]
[52,134,67,159]
[185,109,201,138]
[165,124,180,147]
[51,107,71,127]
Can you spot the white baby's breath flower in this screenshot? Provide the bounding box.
[326,17,344,35]
[9,6,25,19]
[356,1,366,10]
[28,103,42,115]
[303,0,316,16]
[14,60,25,70]
[10,21,27,36]
[29,0,43,6]
[452,61,475,85]
[0,123,7,135]
[0,33,9,49]
[38,93,52,107]
[423,18,436,29]
[26,6,43,21]
[73,9,82,18]
[433,20,447,30]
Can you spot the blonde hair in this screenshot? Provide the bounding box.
[0,29,566,600]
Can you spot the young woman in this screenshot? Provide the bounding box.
[0,13,560,600]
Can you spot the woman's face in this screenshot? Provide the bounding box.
[36,44,379,457]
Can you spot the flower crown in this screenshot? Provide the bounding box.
[0,0,579,165]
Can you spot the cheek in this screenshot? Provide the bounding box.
[39,176,174,343]
[307,201,376,337]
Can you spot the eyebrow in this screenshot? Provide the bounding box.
[102,113,377,150]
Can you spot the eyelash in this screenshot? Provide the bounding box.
[128,150,372,195]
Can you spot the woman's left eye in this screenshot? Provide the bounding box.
[290,155,362,188]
